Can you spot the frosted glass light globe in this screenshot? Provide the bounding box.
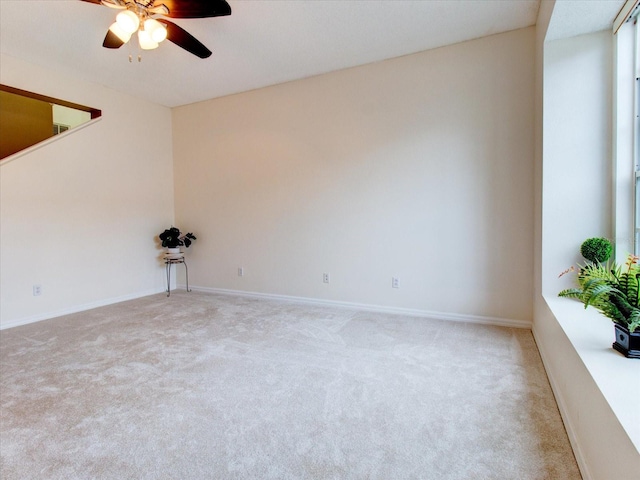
[144,19,167,43]
[116,10,140,34]
[138,29,159,50]
[108,22,132,43]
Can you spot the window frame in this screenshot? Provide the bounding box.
[635,15,640,254]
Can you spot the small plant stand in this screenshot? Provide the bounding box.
[164,254,190,297]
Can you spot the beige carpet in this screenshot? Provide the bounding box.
[0,291,580,479]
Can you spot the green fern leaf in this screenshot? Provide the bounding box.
[626,309,640,333]
[558,288,584,299]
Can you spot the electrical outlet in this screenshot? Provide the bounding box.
[238,267,244,277]
[392,277,399,288]
[323,273,330,284]
[33,285,42,296]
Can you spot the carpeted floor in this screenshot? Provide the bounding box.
[0,291,580,479]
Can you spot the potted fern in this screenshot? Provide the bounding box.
[559,238,640,358]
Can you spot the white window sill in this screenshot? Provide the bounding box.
[544,296,640,452]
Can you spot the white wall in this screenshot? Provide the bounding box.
[0,54,175,328]
[533,3,640,476]
[172,28,535,324]
[542,32,613,292]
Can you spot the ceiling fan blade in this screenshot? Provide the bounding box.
[103,29,125,49]
[79,0,125,6]
[163,20,212,58]
[100,0,127,9]
[159,0,231,19]
[148,4,170,15]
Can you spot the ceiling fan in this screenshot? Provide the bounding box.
[80,0,231,59]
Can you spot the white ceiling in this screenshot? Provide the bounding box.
[0,1,623,108]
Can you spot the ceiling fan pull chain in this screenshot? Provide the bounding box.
[138,54,142,63]
[128,54,132,63]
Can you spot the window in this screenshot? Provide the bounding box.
[635,14,640,253]
[613,1,640,260]
[52,123,70,136]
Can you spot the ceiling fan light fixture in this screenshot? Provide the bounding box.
[108,22,132,43]
[138,29,159,50]
[144,19,167,43]
[116,10,139,34]
[83,0,230,59]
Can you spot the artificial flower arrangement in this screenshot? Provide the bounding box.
[158,226,197,249]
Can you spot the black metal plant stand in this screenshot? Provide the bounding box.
[164,255,190,297]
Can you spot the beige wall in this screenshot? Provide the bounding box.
[173,27,535,324]
[0,53,175,327]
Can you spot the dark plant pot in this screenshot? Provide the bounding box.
[612,324,640,359]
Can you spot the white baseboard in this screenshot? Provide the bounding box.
[532,325,591,480]
[186,285,532,329]
[0,288,165,330]
[3,285,531,331]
